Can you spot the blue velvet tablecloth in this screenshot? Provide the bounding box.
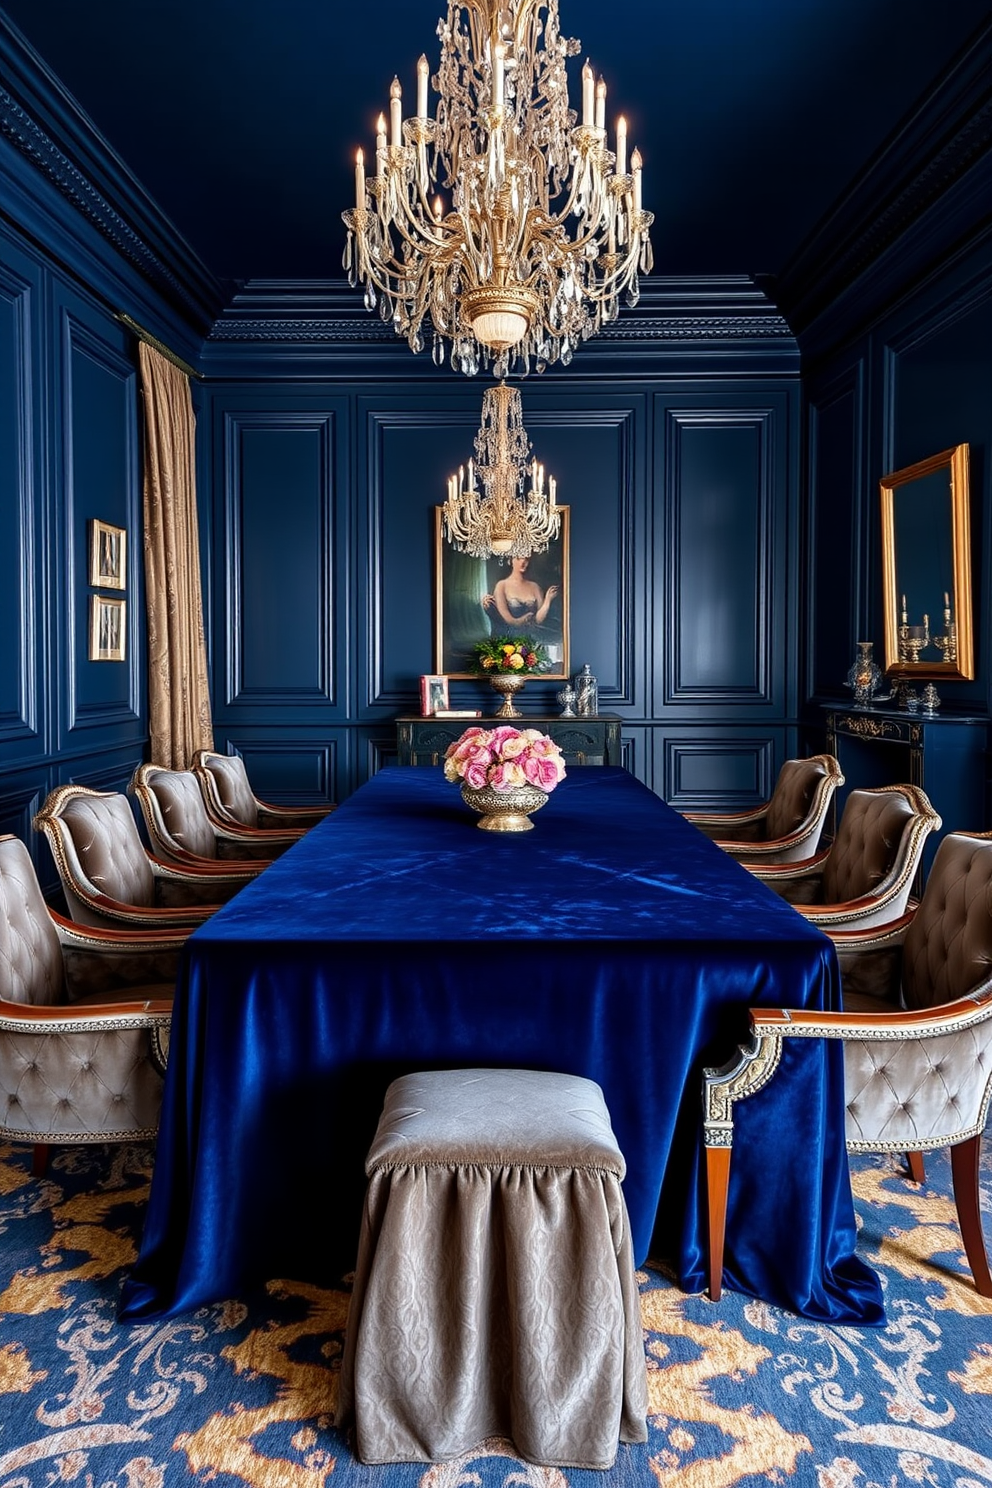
[119,766,884,1325]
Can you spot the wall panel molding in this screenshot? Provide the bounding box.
[661,406,779,709]
[214,736,338,805]
[0,247,41,755]
[806,360,867,704]
[660,734,779,810]
[58,301,142,741]
[221,410,338,709]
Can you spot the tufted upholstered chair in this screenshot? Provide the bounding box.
[34,784,256,930]
[128,764,297,868]
[685,754,844,865]
[703,830,992,1300]
[0,833,180,1175]
[746,784,940,932]
[193,749,335,835]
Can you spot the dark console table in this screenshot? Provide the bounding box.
[823,704,989,875]
[397,714,623,768]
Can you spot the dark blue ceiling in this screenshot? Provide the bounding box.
[1,0,989,286]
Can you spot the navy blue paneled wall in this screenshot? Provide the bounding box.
[198,283,802,807]
[793,26,992,836]
[0,219,151,890]
[0,18,217,892]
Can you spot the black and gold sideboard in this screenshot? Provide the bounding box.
[823,704,989,874]
[397,714,623,768]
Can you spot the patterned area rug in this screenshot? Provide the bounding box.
[1,1136,990,1488]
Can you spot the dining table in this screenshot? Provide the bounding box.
[118,764,885,1326]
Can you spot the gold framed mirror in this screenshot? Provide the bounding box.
[880,443,973,681]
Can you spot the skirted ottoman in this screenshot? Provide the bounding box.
[335,1066,648,1468]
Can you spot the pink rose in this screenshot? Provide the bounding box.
[489,760,527,790]
[463,759,490,789]
[489,726,521,752]
[523,754,564,791]
[444,727,488,760]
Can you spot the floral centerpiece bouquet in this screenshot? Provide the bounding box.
[471,636,547,674]
[444,726,567,794]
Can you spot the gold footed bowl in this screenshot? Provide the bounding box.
[460,781,549,832]
[488,673,525,718]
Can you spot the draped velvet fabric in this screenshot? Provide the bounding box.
[336,1068,648,1467]
[119,767,884,1326]
[138,342,213,769]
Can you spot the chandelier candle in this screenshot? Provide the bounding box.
[341,0,653,378]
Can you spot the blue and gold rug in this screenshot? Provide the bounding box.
[1,1136,990,1486]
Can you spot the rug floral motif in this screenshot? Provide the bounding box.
[1,1137,990,1487]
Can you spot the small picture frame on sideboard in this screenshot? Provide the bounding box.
[420,674,449,716]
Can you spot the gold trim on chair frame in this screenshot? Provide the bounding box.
[880,444,973,681]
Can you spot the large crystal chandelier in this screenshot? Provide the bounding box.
[342,0,652,377]
[444,383,560,556]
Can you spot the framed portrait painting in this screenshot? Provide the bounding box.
[89,519,126,590]
[89,595,126,661]
[435,507,570,680]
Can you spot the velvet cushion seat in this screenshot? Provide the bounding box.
[336,1067,648,1469]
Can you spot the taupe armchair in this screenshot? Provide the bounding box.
[685,754,844,865]
[704,830,992,1300]
[747,784,941,932]
[34,784,256,931]
[129,764,296,869]
[0,833,180,1175]
[193,749,335,835]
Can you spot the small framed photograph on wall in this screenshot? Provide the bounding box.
[420,674,450,716]
[89,519,126,590]
[89,595,126,661]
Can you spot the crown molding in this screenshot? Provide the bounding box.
[777,18,992,337]
[201,276,799,376]
[0,15,223,332]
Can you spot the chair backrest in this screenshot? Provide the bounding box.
[764,754,841,842]
[0,835,64,1006]
[902,831,992,1011]
[34,786,157,913]
[822,784,938,908]
[132,765,220,859]
[195,752,258,828]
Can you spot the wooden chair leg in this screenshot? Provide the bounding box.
[906,1151,925,1184]
[32,1143,50,1178]
[950,1134,992,1299]
[705,1143,731,1301]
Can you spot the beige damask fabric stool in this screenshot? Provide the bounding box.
[336,1067,648,1469]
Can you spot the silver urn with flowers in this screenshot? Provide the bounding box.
[444,725,567,832]
[472,635,547,718]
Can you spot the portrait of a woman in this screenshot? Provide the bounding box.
[482,555,559,632]
[436,507,569,678]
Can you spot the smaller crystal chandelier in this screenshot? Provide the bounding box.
[444,382,560,557]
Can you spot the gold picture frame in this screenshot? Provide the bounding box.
[89,519,126,590]
[435,506,570,680]
[880,444,973,681]
[89,595,126,661]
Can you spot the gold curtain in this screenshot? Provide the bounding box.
[138,341,214,767]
